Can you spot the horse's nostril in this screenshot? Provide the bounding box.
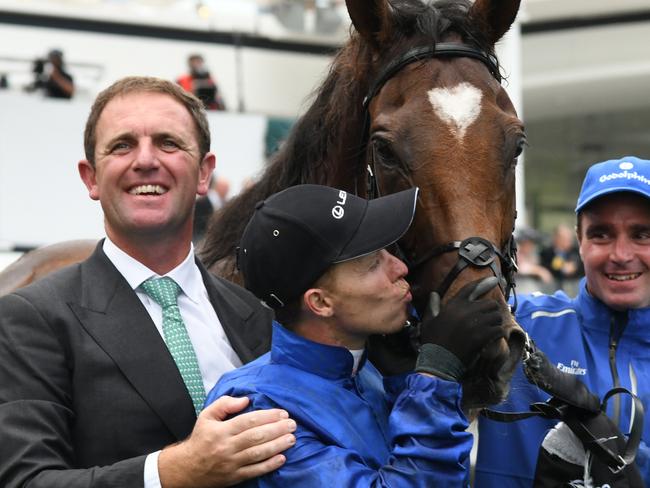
[505,323,526,350]
[500,321,526,371]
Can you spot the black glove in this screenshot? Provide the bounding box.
[415,277,504,381]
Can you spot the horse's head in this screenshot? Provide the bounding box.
[348,0,526,409]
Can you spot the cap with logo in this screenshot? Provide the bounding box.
[238,184,419,308]
[575,156,650,213]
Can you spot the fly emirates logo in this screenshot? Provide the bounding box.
[556,359,587,376]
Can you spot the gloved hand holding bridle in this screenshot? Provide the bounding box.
[414,276,505,381]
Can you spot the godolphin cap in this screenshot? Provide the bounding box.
[576,156,650,213]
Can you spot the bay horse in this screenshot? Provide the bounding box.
[0,0,526,410]
[201,0,526,409]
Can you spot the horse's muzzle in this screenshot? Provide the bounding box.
[460,305,525,411]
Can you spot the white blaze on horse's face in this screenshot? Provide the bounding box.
[427,82,483,141]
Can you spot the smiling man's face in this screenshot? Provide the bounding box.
[578,192,650,310]
[79,91,214,248]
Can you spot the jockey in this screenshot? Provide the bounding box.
[476,156,650,487]
[206,184,506,487]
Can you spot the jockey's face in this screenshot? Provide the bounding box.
[78,91,214,253]
[578,192,650,311]
[314,249,411,349]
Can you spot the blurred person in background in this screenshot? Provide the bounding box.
[193,174,230,243]
[177,54,226,111]
[540,222,584,295]
[514,227,554,295]
[26,49,74,99]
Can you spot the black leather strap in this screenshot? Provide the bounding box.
[481,335,645,474]
[363,43,501,109]
[566,388,645,474]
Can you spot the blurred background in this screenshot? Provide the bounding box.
[1,0,650,291]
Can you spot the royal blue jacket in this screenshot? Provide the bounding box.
[475,279,650,487]
[206,322,472,487]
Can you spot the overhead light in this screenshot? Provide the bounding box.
[196,2,212,19]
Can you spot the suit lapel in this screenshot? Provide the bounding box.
[197,260,270,364]
[70,245,196,440]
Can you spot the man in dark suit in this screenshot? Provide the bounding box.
[0,77,295,488]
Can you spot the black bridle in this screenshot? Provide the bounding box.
[359,42,518,309]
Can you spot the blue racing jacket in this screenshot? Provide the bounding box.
[476,279,650,487]
[206,321,472,487]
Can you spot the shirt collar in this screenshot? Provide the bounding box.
[270,321,367,380]
[102,237,203,303]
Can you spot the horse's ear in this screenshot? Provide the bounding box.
[470,0,522,45]
[345,0,391,47]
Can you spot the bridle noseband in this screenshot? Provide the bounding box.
[359,42,518,309]
[409,236,518,308]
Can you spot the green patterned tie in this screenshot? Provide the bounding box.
[141,277,206,416]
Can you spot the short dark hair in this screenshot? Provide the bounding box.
[273,265,336,328]
[273,299,304,329]
[576,211,584,239]
[84,76,210,167]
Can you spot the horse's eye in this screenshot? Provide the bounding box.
[371,137,398,167]
[511,136,528,168]
[514,136,527,159]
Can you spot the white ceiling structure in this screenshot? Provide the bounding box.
[1,0,648,123]
[517,0,650,229]
[523,0,648,20]
[521,0,650,121]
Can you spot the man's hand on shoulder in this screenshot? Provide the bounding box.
[158,396,296,488]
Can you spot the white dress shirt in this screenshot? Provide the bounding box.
[102,238,243,488]
[349,349,365,376]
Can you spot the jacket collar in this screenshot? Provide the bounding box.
[270,322,366,380]
[576,278,650,336]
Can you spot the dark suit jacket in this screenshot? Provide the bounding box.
[0,243,272,487]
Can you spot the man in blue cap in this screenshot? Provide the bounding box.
[476,156,650,487]
[206,184,507,487]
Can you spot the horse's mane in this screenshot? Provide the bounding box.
[200,0,492,269]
